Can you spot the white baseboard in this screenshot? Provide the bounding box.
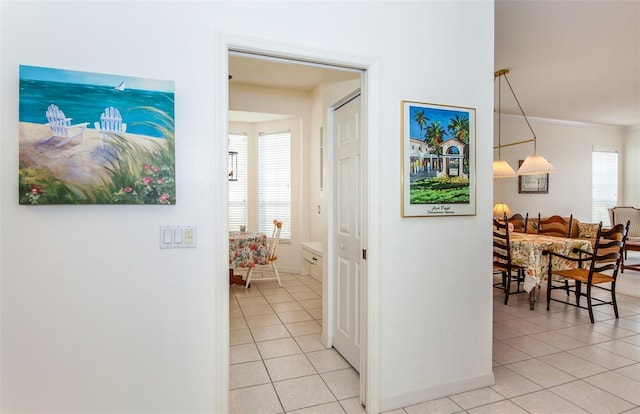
[379,372,495,412]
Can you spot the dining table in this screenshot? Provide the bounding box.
[229,231,270,286]
[507,232,593,309]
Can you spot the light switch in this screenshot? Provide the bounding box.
[163,229,173,244]
[184,228,193,244]
[174,229,183,243]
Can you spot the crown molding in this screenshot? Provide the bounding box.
[495,112,630,130]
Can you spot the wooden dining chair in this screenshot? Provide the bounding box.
[507,213,528,233]
[493,214,526,305]
[245,219,283,288]
[544,220,630,323]
[538,214,573,237]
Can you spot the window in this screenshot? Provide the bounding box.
[228,133,248,231]
[259,131,291,240]
[592,149,618,226]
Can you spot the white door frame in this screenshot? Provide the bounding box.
[214,32,380,414]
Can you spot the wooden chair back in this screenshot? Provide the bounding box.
[508,213,528,233]
[538,214,573,237]
[589,221,629,271]
[268,220,283,261]
[493,214,513,271]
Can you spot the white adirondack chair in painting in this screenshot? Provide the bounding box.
[41,104,89,147]
[94,106,127,139]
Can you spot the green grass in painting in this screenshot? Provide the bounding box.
[410,175,470,204]
[19,107,176,205]
[19,167,82,204]
[84,107,176,204]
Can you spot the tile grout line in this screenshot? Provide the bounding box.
[231,272,356,412]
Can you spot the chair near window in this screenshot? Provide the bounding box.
[538,214,574,237]
[245,220,283,288]
[610,206,640,272]
[544,220,630,323]
[493,214,526,305]
[507,213,528,233]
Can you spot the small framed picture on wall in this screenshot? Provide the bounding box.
[518,160,549,194]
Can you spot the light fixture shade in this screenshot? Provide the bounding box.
[493,202,511,218]
[517,155,556,175]
[493,160,518,178]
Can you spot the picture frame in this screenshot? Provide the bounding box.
[19,65,175,205]
[518,160,549,193]
[401,100,476,217]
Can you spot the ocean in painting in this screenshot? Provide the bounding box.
[20,76,174,139]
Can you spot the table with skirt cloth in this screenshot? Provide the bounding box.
[229,231,269,286]
[505,232,593,309]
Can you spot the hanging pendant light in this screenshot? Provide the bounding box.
[493,70,517,178]
[495,69,555,176]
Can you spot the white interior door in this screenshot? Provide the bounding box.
[332,93,362,372]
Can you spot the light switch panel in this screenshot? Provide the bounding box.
[160,225,196,248]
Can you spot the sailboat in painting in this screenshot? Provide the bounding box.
[114,80,126,91]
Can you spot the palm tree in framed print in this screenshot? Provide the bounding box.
[403,101,475,216]
[447,114,470,175]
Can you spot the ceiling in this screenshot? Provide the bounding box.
[229,1,639,128]
[229,53,361,93]
[495,0,639,127]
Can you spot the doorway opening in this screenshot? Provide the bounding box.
[224,48,373,412]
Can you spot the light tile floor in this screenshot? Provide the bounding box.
[230,263,640,414]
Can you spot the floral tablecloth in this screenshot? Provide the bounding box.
[508,233,593,292]
[229,231,269,269]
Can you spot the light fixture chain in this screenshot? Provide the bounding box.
[497,75,502,159]
[503,73,538,154]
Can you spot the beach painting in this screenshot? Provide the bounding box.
[401,101,476,217]
[19,65,175,205]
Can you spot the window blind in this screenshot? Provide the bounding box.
[228,133,248,231]
[592,149,618,226]
[259,131,291,240]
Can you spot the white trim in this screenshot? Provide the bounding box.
[215,31,380,414]
[363,63,380,414]
[379,373,495,412]
[230,50,363,74]
[213,33,230,414]
[498,112,627,130]
[224,32,374,74]
[592,145,619,153]
[627,124,640,132]
[324,107,335,349]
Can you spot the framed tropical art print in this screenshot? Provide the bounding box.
[18,65,175,205]
[401,101,476,217]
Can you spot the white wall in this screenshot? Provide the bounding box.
[493,114,626,223]
[1,1,495,412]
